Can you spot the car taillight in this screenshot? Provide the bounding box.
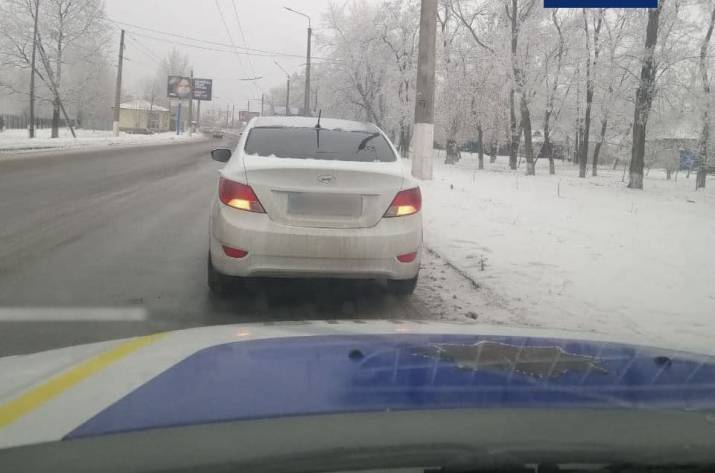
[219,176,265,213]
[384,187,421,217]
[396,251,418,263]
[222,245,248,258]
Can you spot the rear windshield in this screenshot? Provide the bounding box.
[243,126,397,162]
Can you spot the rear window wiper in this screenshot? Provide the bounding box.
[357,132,381,152]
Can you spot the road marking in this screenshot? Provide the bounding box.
[0,333,165,429]
[0,307,148,322]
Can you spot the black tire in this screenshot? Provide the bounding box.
[387,275,418,296]
[207,254,233,296]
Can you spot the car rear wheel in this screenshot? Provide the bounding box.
[207,254,233,295]
[387,274,418,297]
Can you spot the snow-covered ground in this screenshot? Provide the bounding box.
[418,152,715,355]
[0,128,206,154]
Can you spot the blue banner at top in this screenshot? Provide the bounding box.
[545,0,657,7]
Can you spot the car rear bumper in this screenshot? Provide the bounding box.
[209,201,421,279]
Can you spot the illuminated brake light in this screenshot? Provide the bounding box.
[384,187,421,218]
[219,177,265,213]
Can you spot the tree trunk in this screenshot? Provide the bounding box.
[51,99,60,138]
[543,106,555,175]
[399,123,412,158]
[580,11,603,178]
[666,168,672,180]
[696,3,715,189]
[580,89,592,178]
[445,138,459,164]
[629,5,662,190]
[521,94,535,176]
[490,141,497,163]
[477,124,484,170]
[51,22,63,139]
[509,88,518,169]
[508,0,519,171]
[592,118,608,176]
[696,121,708,189]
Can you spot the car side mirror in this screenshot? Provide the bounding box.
[211,148,232,163]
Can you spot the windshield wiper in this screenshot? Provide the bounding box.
[357,132,381,152]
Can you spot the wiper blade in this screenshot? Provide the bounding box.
[357,132,381,152]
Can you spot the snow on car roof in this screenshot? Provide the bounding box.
[250,116,380,133]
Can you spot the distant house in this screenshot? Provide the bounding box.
[119,99,170,132]
[647,121,700,171]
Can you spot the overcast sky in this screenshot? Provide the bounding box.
[104,0,339,113]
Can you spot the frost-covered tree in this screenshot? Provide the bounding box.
[695,0,715,189]
[299,0,714,188]
[0,0,110,135]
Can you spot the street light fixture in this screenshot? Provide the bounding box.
[284,6,311,117]
[283,6,310,28]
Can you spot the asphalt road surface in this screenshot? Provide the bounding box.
[0,137,468,357]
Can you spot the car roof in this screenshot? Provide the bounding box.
[250,116,380,133]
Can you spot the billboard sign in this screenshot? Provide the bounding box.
[167,75,193,99]
[192,78,213,101]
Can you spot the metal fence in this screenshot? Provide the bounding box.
[0,114,59,131]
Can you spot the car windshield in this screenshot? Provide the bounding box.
[244,126,396,162]
[1,0,715,468]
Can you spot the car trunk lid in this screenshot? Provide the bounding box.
[243,156,404,229]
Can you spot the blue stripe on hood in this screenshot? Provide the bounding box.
[66,334,715,439]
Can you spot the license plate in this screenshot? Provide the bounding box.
[287,193,362,217]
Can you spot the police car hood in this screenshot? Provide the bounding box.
[2,320,715,452]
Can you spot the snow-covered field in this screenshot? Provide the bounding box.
[418,152,715,355]
[0,128,206,154]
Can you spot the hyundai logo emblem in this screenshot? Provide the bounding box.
[317,175,336,184]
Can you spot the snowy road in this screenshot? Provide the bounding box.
[0,139,490,357]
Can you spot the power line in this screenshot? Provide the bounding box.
[126,34,162,63]
[107,18,334,61]
[126,29,326,61]
[129,35,162,62]
[231,0,260,94]
[214,0,246,72]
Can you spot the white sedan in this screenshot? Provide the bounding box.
[208,116,422,296]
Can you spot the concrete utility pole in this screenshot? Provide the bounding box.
[112,29,125,137]
[188,70,194,136]
[285,7,311,117]
[176,103,181,135]
[274,60,291,116]
[304,27,311,116]
[411,0,438,180]
[28,0,40,138]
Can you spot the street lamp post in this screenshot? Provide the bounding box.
[247,97,264,116]
[284,7,311,117]
[274,60,291,116]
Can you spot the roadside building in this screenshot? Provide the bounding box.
[119,99,170,133]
